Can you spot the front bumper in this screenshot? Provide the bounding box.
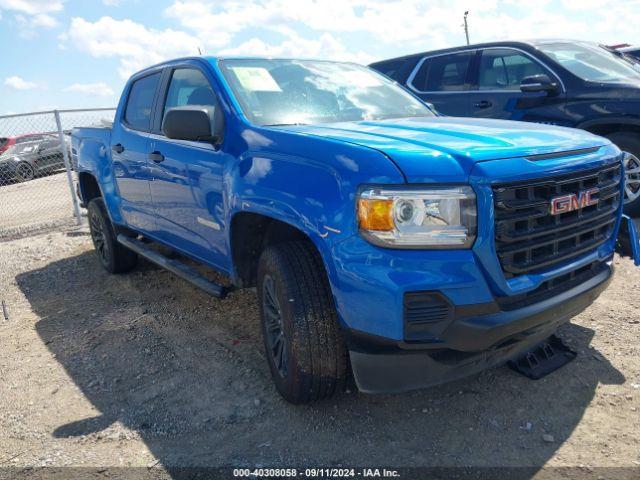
[347,264,612,394]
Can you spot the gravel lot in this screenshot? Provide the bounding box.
[0,172,77,241]
[0,225,639,478]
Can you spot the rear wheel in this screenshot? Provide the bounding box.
[87,198,137,274]
[257,241,348,404]
[15,162,34,182]
[606,131,640,216]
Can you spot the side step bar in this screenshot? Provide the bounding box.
[116,234,230,299]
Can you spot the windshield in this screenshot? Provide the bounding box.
[536,42,640,83]
[218,59,434,126]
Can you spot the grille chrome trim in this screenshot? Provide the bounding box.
[492,161,621,278]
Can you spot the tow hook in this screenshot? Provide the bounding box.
[616,214,640,265]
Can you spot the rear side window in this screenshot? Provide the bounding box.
[479,49,547,90]
[124,72,161,131]
[411,52,473,92]
[0,138,7,147]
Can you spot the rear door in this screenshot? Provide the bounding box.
[147,63,230,268]
[406,51,474,116]
[466,48,567,123]
[111,71,162,233]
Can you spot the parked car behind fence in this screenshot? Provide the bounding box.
[0,109,115,240]
[0,135,68,185]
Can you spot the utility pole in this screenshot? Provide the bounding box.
[463,11,470,45]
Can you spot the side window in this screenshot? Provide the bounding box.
[478,49,548,90]
[124,72,161,131]
[411,52,473,92]
[163,68,217,119]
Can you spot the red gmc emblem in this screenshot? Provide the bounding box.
[550,188,599,215]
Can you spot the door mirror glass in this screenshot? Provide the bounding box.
[520,74,559,94]
[162,107,217,142]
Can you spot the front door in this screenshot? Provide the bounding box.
[148,66,229,268]
[466,48,568,125]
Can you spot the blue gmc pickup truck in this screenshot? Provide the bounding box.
[72,57,640,403]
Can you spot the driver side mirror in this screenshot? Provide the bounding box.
[520,74,559,95]
[162,106,223,143]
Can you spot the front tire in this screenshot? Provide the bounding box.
[87,198,137,274]
[15,162,34,182]
[606,131,640,216]
[257,241,348,404]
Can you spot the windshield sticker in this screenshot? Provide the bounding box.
[231,67,282,92]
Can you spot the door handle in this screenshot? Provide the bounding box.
[148,151,165,163]
[111,144,125,154]
[474,100,493,109]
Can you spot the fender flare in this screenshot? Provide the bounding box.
[577,116,640,132]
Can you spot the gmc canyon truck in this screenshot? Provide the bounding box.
[72,57,640,404]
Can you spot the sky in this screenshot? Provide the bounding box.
[0,0,639,115]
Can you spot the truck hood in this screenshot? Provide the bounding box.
[278,117,609,182]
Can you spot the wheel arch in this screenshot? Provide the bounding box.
[229,210,335,289]
[78,171,102,206]
[577,117,640,138]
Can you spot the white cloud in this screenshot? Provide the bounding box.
[0,0,63,14]
[59,0,640,83]
[64,82,115,97]
[163,0,499,52]
[64,16,202,79]
[4,76,37,90]
[0,0,64,36]
[162,0,640,63]
[221,30,373,64]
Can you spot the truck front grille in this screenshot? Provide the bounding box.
[492,161,621,278]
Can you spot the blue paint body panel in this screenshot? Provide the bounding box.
[72,56,634,344]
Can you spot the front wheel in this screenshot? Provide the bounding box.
[87,198,137,274]
[257,241,348,404]
[15,162,34,182]
[606,131,640,216]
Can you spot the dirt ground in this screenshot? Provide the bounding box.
[0,172,77,240]
[0,225,639,478]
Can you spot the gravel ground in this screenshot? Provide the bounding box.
[0,225,639,478]
[0,172,77,240]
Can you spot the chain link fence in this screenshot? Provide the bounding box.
[0,108,115,240]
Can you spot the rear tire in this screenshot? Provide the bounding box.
[87,198,137,274]
[606,131,640,217]
[257,241,348,404]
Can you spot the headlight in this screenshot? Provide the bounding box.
[357,186,477,248]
